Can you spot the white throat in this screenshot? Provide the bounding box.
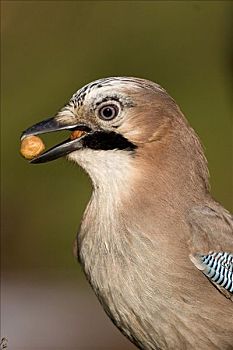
[68,148,135,197]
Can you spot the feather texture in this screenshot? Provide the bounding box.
[190,252,233,293]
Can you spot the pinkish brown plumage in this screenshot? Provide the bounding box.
[21,77,233,350]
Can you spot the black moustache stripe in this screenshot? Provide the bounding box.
[82,131,137,151]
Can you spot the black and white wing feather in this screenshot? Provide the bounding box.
[188,204,233,299]
[190,251,233,295]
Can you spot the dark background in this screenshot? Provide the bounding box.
[1,1,232,349]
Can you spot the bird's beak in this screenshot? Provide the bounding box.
[21,116,93,164]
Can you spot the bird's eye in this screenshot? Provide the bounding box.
[99,104,119,121]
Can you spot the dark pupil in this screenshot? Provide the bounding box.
[102,107,114,119]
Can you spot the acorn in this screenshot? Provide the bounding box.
[20,135,45,160]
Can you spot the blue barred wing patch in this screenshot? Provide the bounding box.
[198,252,233,293]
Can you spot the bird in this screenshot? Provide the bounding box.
[21,77,233,350]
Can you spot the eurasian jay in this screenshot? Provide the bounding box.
[21,77,233,350]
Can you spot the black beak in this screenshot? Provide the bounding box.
[21,117,92,164]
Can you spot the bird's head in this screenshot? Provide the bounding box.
[21,77,209,195]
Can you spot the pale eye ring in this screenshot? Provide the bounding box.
[98,104,119,121]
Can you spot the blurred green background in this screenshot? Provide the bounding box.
[1,1,232,349]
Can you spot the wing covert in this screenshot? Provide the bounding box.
[188,204,233,299]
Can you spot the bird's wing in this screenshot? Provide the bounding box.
[187,204,233,299]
